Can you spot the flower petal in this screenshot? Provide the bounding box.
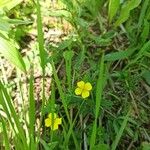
[82,90,90,98]
[51,118,62,130]
[84,82,92,91]
[75,88,82,95]
[77,81,85,89]
[52,123,59,130]
[55,118,62,125]
[45,118,51,127]
[48,113,56,120]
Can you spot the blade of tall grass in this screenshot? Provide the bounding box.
[51,60,80,149]
[125,40,150,69]
[36,0,46,143]
[90,53,105,149]
[63,101,85,148]
[63,50,74,91]
[0,81,29,150]
[36,0,46,72]
[0,116,10,150]
[140,20,149,44]
[49,82,55,142]
[111,107,131,150]
[137,0,150,34]
[29,66,36,150]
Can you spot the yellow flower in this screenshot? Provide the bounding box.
[45,113,62,130]
[75,81,92,98]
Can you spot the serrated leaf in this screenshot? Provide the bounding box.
[108,0,120,23]
[0,36,26,72]
[115,0,141,26]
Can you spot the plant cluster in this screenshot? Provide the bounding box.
[0,0,150,150]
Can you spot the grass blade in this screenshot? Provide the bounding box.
[0,117,10,150]
[137,0,150,33]
[51,60,80,149]
[90,53,105,149]
[28,66,36,149]
[111,108,131,150]
[0,81,28,150]
[36,0,46,71]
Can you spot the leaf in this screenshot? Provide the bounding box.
[104,46,138,61]
[140,19,150,44]
[84,0,102,17]
[115,0,141,27]
[58,39,73,50]
[1,117,10,150]
[142,70,150,85]
[141,142,150,150]
[138,0,150,31]
[0,18,11,32]
[39,138,58,150]
[7,18,32,25]
[136,40,150,59]
[0,17,31,32]
[0,0,23,10]
[63,50,74,61]
[92,144,109,150]
[0,36,26,72]
[111,108,131,150]
[108,0,120,23]
[49,10,71,18]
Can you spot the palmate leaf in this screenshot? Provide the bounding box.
[0,36,26,72]
[115,0,141,27]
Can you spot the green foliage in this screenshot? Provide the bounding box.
[111,108,131,150]
[141,142,150,150]
[115,0,141,26]
[1,0,150,149]
[0,37,26,72]
[0,0,22,10]
[108,0,120,23]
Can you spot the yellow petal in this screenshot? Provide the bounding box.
[45,118,51,127]
[55,118,62,125]
[84,82,92,91]
[52,123,59,130]
[48,113,56,120]
[51,118,62,130]
[81,90,90,98]
[75,88,82,95]
[77,81,85,89]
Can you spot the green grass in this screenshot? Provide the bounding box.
[0,0,150,149]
